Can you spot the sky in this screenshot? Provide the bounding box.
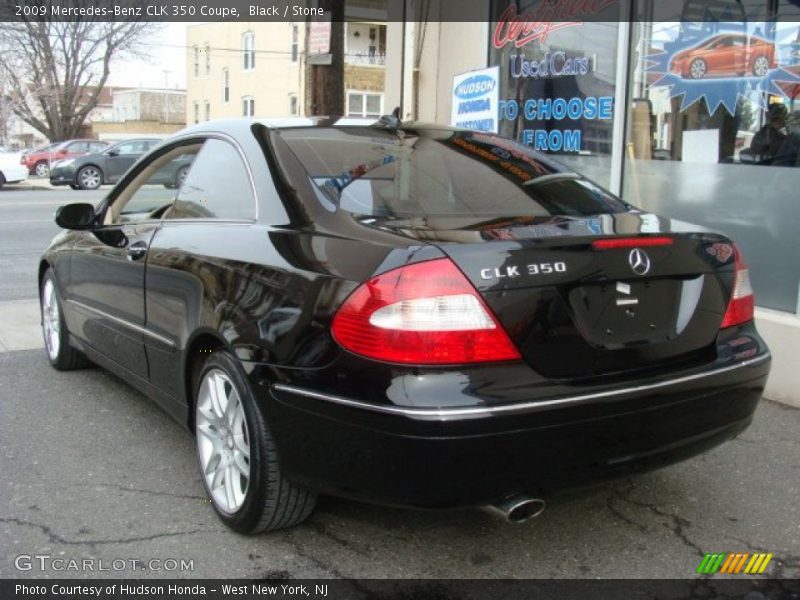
[106,23,191,89]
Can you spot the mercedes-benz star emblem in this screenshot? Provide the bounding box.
[628,248,651,276]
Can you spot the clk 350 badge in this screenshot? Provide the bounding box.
[480,262,567,280]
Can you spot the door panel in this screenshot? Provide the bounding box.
[65,223,159,377]
[104,154,140,182]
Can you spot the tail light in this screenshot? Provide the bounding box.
[721,245,754,329]
[332,258,521,365]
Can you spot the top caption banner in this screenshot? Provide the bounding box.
[3,0,800,23]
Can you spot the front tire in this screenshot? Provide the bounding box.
[40,269,89,370]
[77,166,102,190]
[752,56,770,77]
[34,161,49,178]
[689,58,707,79]
[194,350,316,533]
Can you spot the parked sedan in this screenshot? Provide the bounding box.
[670,33,777,79]
[49,138,188,190]
[0,152,28,188]
[40,118,770,533]
[21,139,108,177]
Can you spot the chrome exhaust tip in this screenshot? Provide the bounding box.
[482,496,546,524]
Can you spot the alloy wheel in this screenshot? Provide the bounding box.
[79,167,101,190]
[35,162,49,177]
[196,369,251,514]
[42,278,60,360]
[690,59,706,79]
[753,56,770,77]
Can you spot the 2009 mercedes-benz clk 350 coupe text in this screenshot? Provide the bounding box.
[40,118,771,532]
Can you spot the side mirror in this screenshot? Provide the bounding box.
[107,149,119,157]
[55,203,96,230]
[56,149,68,155]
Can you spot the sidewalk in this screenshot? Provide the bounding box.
[4,178,57,192]
[0,299,43,352]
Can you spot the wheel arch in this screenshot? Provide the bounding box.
[183,329,229,430]
[37,259,52,298]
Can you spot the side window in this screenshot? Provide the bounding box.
[114,141,139,154]
[89,142,107,153]
[164,139,254,221]
[105,143,202,225]
[69,142,89,153]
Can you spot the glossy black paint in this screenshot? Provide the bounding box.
[40,118,771,510]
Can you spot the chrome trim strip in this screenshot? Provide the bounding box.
[272,353,771,419]
[67,299,176,350]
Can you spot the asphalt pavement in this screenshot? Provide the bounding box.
[0,185,799,580]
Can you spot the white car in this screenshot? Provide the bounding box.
[0,152,28,188]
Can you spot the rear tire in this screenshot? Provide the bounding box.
[0,172,5,190]
[689,58,707,79]
[40,269,90,370]
[752,55,770,77]
[193,350,316,533]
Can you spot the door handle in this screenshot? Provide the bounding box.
[127,241,148,261]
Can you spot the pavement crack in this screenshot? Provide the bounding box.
[0,517,209,547]
[91,482,207,501]
[607,482,705,558]
[284,528,349,578]
[305,520,371,557]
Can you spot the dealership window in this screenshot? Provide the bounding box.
[346,91,382,117]
[204,43,211,76]
[193,45,199,77]
[242,96,255,117]
[243,32,255,70]
[192,101,199,124]
[623,3,800,312]
[204,101,210,122]
[291,24,299,63]
[488,2,623,188]
[222,68,230,103]
[289,93,298,116]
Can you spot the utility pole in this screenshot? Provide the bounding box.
[310,0,344,115]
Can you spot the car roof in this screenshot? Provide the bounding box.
[158,117,477,149]
[172,116,379,137]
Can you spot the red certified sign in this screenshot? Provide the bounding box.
[492,0,618,49]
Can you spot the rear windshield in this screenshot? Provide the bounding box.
[277,127,629,218]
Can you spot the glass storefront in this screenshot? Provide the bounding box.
[489,1,622,187]
[483,0,800,313]
[624,5,800,313]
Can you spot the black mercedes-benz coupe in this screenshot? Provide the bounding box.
[39,118,770,533]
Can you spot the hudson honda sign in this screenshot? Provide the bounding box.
[451,66,501,133]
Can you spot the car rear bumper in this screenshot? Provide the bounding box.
[252,351,770,509]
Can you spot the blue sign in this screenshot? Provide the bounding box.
[646,23,800,115]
